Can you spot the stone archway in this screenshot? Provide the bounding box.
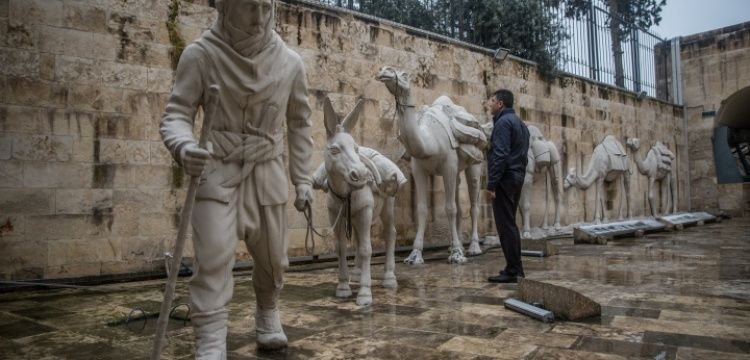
[714,85,750,183]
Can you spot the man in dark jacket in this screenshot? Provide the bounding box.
[486,89,529,283]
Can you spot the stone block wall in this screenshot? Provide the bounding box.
[0,0,686,280]
[677,22,750,216]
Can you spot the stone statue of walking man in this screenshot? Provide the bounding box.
[160,0,314,357]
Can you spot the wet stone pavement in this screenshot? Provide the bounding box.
[1,219,749,359]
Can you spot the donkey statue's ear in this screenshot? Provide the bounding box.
[341,99,364,134]
[323,96,339,140]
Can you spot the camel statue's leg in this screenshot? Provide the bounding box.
[659,179,669,216]
[351,238,361,283]
[670,172,678,214]
[443,162,467,264]
[598,178,608,224]
[550,162,563,230]
[332,206,352,298]
[466,164,483,256]
[353,207,373,306]
[520,171,533,239]
[647,177,656,217]
[624,172,632,219]
[542,168,550,230]
[455,174,463,243]
[382,196,397,288]
[405,160,427,265]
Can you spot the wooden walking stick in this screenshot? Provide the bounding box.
[151,85,220,360]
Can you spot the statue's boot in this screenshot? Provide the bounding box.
[256,306,287,351]
[192,309,228,360]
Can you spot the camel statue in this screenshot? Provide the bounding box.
[312,97,407,306]
[520,125,563,239]
[376,66,487,265]
[564,135,632,224]
[626,138,677,216]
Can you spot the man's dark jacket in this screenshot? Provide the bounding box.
[486,108,529,190]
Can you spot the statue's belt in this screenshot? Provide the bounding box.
[208,129,284,188]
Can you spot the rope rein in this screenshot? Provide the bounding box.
[303,184,353,256]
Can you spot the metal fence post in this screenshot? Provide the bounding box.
[631,28,642,93]
[671,37,683,105]
[587,2,600,81]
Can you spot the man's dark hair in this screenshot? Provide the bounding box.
[493,89,514,108]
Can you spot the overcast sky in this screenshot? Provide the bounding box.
[652,0,749,39]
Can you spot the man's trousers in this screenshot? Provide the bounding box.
[190,178,289,318]
[491,178,524,277]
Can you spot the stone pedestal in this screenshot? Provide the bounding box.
[658,212,717,229]
[518,278,601,321]
[573,218,665,244]
[521,237,559,256]
[483,234,563,257]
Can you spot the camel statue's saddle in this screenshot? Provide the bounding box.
[418,96,489,165]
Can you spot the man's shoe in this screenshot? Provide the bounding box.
[500,270,525,277]
[487,273,518,283]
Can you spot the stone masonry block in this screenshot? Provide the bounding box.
[0,238,48,269]
[38,53,54,80]
[37,25,117,60]
[100,259,161,276]
[149,142,174,167]
[130,165,177,189]
[11,134,73,161]
[26,213,114,241]
[0,134,9,160]
[0,236,47,279]
[63,2,107,33]
[0,19,7,47]
[97,138,128,164]
[67,85,126,113]
[146,67,174,93]
[72,136,95,163]
[0,189,54,214]
[101,62,149,90]
[137,213,177,237]
[0,214,24,237]
[5,21,37,49]
[55,189,113,215]
[23,161,93,188]
[127,141,150,165]
[0,76,68,108]
[55,55,101,85]
[0,160,22,187]
[9,0,62,27]
[112,188,179,214]
[121,236,165,262]
[0,48,39,77]
[44,263,101,280]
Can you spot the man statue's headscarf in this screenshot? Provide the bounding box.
[212,0,278,57]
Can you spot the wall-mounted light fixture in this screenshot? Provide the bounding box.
[494,47,510,62]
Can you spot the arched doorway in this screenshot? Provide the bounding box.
[714,85,750,183]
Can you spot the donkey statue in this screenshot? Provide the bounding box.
[312,97,408,306]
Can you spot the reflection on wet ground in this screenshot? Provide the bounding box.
[1,220,749,359]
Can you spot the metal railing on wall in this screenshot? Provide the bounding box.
[552,0,666,98]
[303,0,669,100]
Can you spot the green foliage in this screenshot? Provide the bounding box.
[464,0,568,77]
[167,0,186,71]
[355,0,567,77]
[359,0,437,32]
